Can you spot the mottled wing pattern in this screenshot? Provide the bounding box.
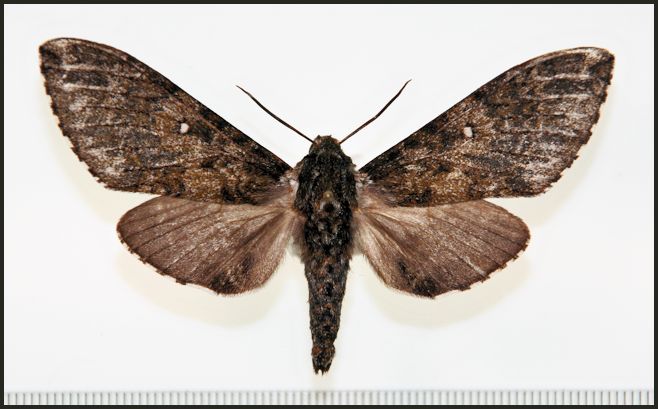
[40,38,290,204]
[117,191,299,294]
[354,190,529,297]
[361,47,614,206]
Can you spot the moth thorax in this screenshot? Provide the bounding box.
[319,190,339,214]
[294,135,357,214]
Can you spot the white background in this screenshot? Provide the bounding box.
[4,5,654,391]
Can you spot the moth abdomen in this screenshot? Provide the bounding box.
[294,136,357,373]
[306,257,349,373]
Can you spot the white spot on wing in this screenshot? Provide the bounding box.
[179,122,189,134]
[463,126,473,137]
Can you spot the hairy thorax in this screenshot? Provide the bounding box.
[293,135,357,373]
[294,136,357,248]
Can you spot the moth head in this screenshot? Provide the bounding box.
[309,135,341,153]
[313,134,336,143]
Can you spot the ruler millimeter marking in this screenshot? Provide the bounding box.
[3,390,654,405]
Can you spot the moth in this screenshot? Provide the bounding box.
[40,38,614,373]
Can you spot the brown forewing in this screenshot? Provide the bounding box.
[361,47,614,206]
[354,187,529,297]
[40,38,290,204]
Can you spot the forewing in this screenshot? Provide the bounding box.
[117,193,299,294]
[361,47,614,206]
[40,38,290,204]
[354,190,529,297]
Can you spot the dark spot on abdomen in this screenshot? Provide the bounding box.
[324,283,334,297]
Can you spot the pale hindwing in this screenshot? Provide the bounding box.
[354,189,529,297]
[361,47,614,206]
[117,195,299,294]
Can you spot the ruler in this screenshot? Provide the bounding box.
[3,390,653,405]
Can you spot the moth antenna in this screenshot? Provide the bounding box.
[339,79,412,144]
[236,85,313,143]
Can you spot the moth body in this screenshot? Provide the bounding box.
[293,136,357,373]
[40,38,614,373]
